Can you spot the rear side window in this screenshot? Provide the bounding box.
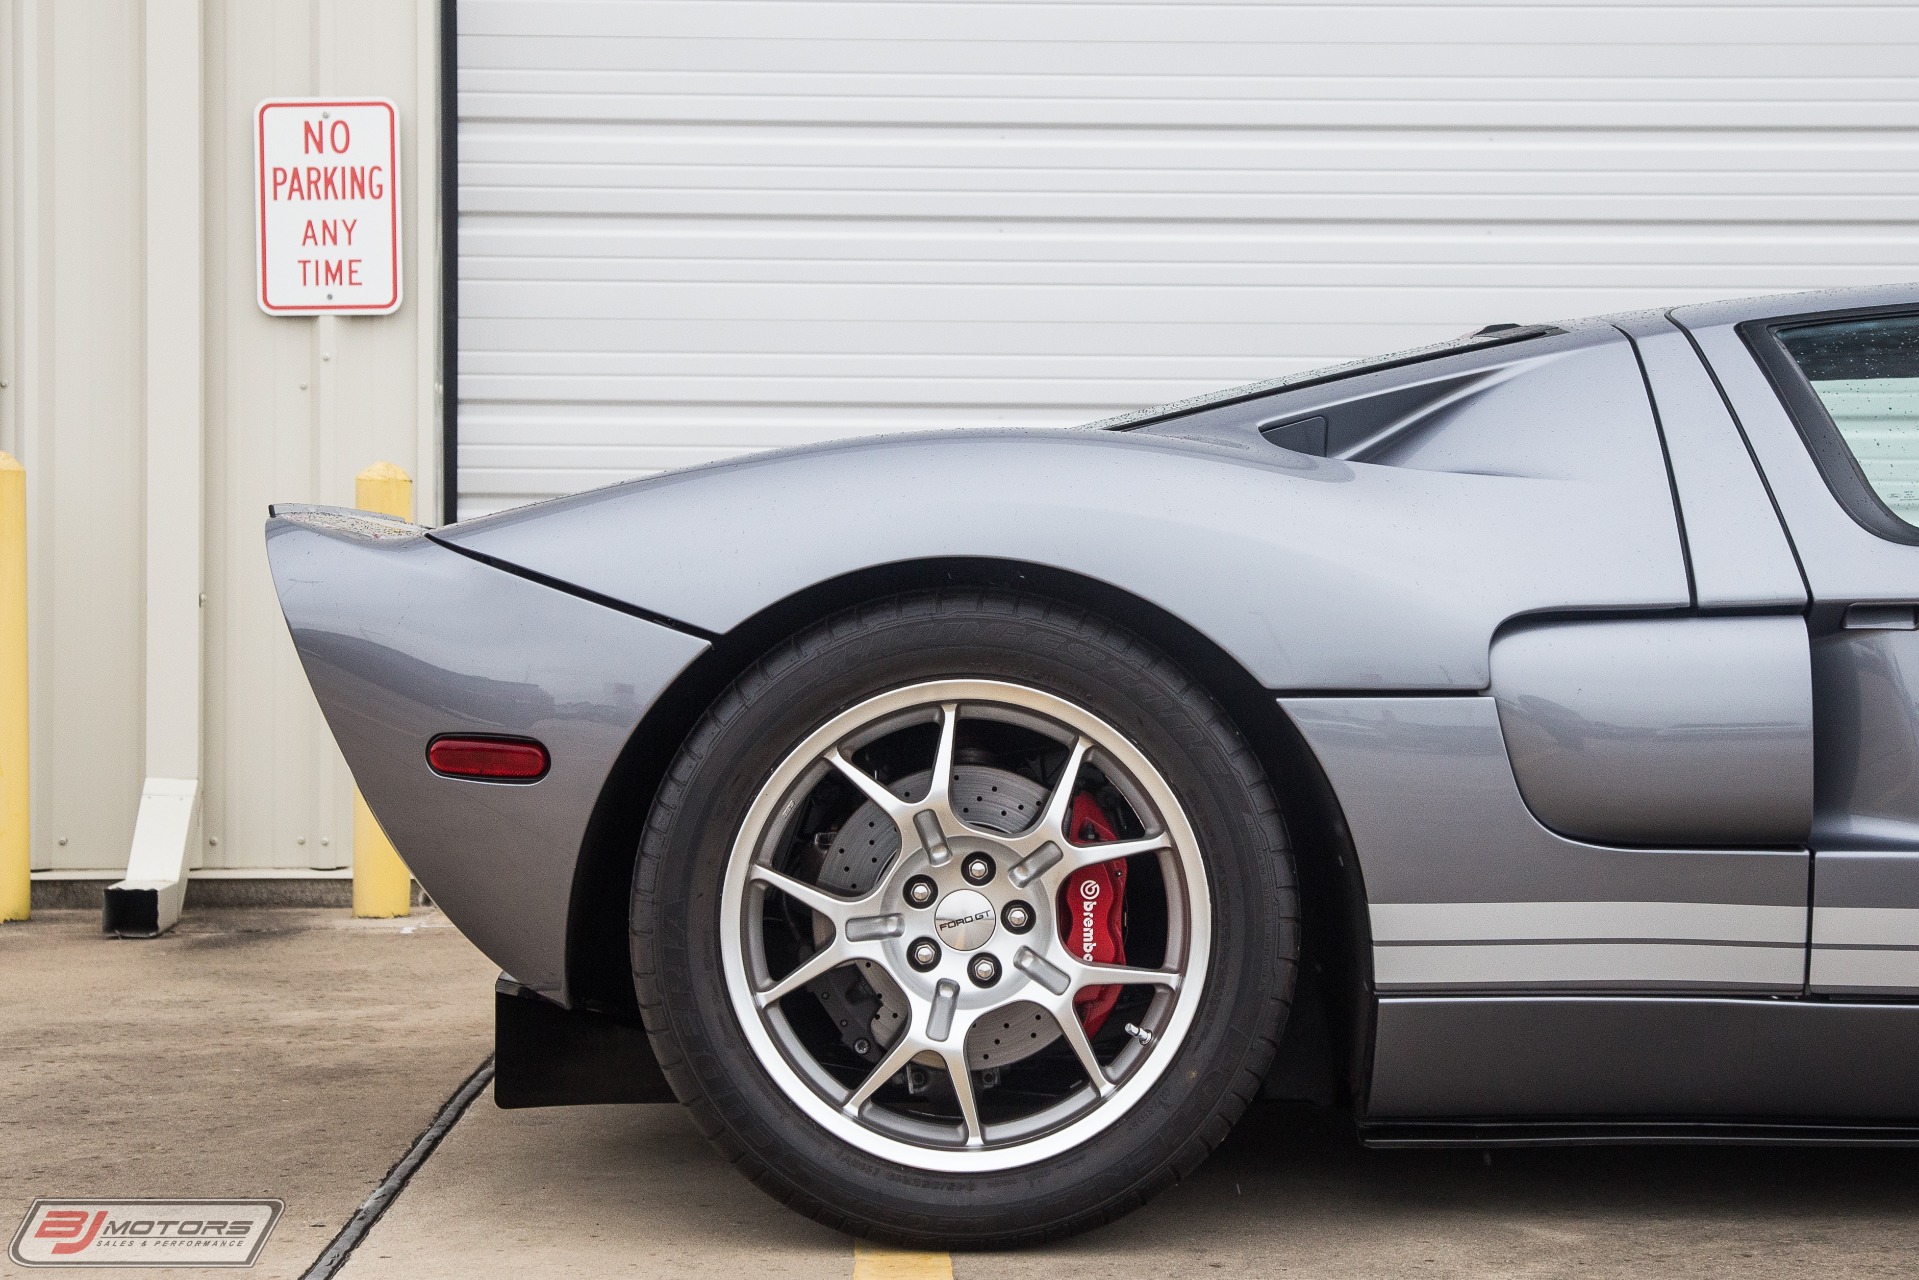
[1774,313,1919,529]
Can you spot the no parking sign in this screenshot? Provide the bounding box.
[254,98,401,315]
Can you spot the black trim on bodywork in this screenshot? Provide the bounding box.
[439,0,459,526]
[1616,324,1699,609]
[1089,324,1565,434]
[1666,309,1814,601]
[1739,304,1919,547]
[427,533,723,642]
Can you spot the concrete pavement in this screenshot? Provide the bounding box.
[9,906,1919,1278]
[335,1086,850,1279]
[341,1092,1919,1279]
[0,907,496,1280]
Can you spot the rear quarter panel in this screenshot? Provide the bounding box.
[267,516,708,999]
[436,327,1688,693]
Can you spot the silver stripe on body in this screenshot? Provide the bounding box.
[1811,949,1919,994]
[1372,901,1806,991]
[1811,906,1919,993]
[1376,941,1804,989]
[1812,906,1919,949]
[1373,901,1805,945]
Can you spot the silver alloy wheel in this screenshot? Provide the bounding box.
[718,679,1213,1173]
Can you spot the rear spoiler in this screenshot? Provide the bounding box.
[267,503,423,542]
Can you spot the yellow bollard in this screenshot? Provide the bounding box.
[0,454,25,922]
[351,462,414,918]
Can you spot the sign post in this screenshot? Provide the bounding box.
[254,99,401,315]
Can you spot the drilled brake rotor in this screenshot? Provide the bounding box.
[809,765,1063,1070]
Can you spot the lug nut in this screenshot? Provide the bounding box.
[968,954,1001,987]
[962,853,996,885]
[908,937,941,971]
[904,875,938,908]
[1001,901,1034,933]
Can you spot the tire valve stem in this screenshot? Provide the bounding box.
[1123,1022,1154,1047]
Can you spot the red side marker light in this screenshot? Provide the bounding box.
[427,735,549,782]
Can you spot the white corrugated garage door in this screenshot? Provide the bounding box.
[454,1,1919,519]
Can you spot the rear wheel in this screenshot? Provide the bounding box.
[631,591,1296,1246]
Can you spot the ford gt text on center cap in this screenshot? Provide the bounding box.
[267,286,1919,1248]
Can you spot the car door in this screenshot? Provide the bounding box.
[1457,314,1816,997]
[1282,318,1819,1005]
[1677,288,1919,998]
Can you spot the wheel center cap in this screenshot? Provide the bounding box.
[933,888,996,951]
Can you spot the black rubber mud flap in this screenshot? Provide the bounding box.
[494,975,675,1108]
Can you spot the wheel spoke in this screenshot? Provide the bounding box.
[1007,840,1062,889]
[1034,736,1093,841]
[844,912,904,942]
[1062,956,1182,994]
[1051,1001,1115,1098]
[1013,944,1071,996]
[828,749,911,820]
[844,1031,921,1114]
[926,979,961,1043]
[755,940,848,1009]
[939,1045,986,1146]
[924,702,961,810]
[913,808,953,867]
[749,863,860,925]
[1053,835,1170,880]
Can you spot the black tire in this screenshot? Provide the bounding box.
[630,589,1297,1248]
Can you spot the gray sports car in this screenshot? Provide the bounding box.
[268,284,1919,1247]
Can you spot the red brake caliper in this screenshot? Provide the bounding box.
[1054,790,1128,1036]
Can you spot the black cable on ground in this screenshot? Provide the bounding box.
[300,1054,496,1280]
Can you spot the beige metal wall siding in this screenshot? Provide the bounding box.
[198,0,443,874]
[0,2,149,872]
[455,1,1919,517]
[3,0,441,873]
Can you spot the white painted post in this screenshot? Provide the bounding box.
[104,0,204,937]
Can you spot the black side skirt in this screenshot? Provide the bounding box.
[1363,1119,1919,1148]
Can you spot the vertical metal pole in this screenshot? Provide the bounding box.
[439,0,460,527]
[351,461,414,918]
[416,0,444,528]
[0,452,25,921]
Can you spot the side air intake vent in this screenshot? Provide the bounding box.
[1257,415,1329,456]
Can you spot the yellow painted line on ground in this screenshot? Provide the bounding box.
[853,1239,954,1279]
